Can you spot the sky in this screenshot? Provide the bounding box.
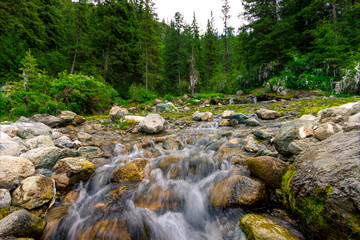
[155,0,246,34]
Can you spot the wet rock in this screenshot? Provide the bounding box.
[274,119,314,156]
[77,218,131,240]
[282,130,360,239]
[210,175,266,208]
[219,120,231,127]
[246,156,288,189]
[245,118,259,127]
[201,112,213,121]
[53,157,95,187]
[162,139,182,150]
[30,114,62,128]
[192,111,205,121]
[139,114,165,134]
[157,154,183,170]
[253,130,272,140]
[60,111,86,126]
[156,103,171,113]
[41,205,70,239]
[111,159,149,182]
[21,147,77,169]
[229,113,249,124]
[230,155,252,165]
[0,125,19,137]
[314,123,341,140]
[14,118,52,139]
[254,148,279,158]
[0,209,46,238]
[135,186,179,211]
[243,135,266,153]
[214,147,244,160]
[25,135,54,149]
[0,156,35,190]
[0,189,11,207]
[109,106,129,122]
[78,146,102,159]
[12,175,54,210]
[256,108,280,120]
[240,214,298,240]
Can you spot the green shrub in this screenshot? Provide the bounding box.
[164,93,173,102]
[128,84,157,103]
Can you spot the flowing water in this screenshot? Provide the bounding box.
[45,121,301,240]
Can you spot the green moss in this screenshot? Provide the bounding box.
[114,119,137,130]
[347,214,360,235]
[0,207,10,220]
[85,114,110,121]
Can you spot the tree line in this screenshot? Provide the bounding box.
[0,0,359,116]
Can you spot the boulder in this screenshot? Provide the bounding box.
[274,119,315,156]
[253,130,272,140]
[52,157,95,189]
[243,135,266,153]
[229,113,249,124]
[21,147,77,169]
[25,135,54,149]
[214,147,244,161]
[318,103,355,124]
[139,114,165,134]
[0,189,11,207]
[157,154,183,171]
[349,112,360,123]
[0,210,46,238]
[314,123,341,140]
[254,148,279,158]
[222,110,234,118]
[78,146,102,159]
[219,120,231,127]
[12,175,54,209]
[210,175,266,208]
[0,124,19,137]
[192,111,205,121]
[59,111,86,126]
[30,114,62,128]
[246,156,288,189]
[240,214,299,240]
[156,103,170,113]
[256,108,280,120]
[299,114,318,121]
[14,118,52,139]
[201,112,213,121]
[54,136,80,149]
[109,106,129,122]
[111,159,149,182]
[77,132,92,142]
[281,130,360,239]
[245,118,259,127]
[0,138,21,156]
[0,156,35,190]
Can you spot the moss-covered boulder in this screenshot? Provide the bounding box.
[240,214,298,240]
[279,130,360,239]
[210,175,267,209]
[111,159,149,182]
[11,175,54,210]
[246,156,288,189]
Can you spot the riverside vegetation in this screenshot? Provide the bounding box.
[0,91,360,240]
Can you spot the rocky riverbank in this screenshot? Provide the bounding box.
[0,92,359,239]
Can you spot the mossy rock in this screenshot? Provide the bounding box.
[240,214,299,240]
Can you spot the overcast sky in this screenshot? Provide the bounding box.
[155,0,246,34]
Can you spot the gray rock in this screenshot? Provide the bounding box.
[284,130,360,239]
[0,189,11,207]
[14,118,52,139]
[318,104,354,124]
[0,124,19,137]
[256,108,280,120]
[12,175,55,210]
[21,147,78,169]
[30,114,62,128]
[54,136,74,148]
[78,146,102,159]
[243,135,267,153]
[109,106,129,122]
[274,119,314,156]
[253,130,272,140]
[139,114,165,134]
[25,135,54,149]
[156,103,171,113]
[348,112,360,123]
[192,111,205,121]
[0,209,46,238]
[254,148,279,157]
[0,139,21,156]
[314,123,342,140]
[245,118,259,127]
[0,156,35,190]
[229,113,249,124]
